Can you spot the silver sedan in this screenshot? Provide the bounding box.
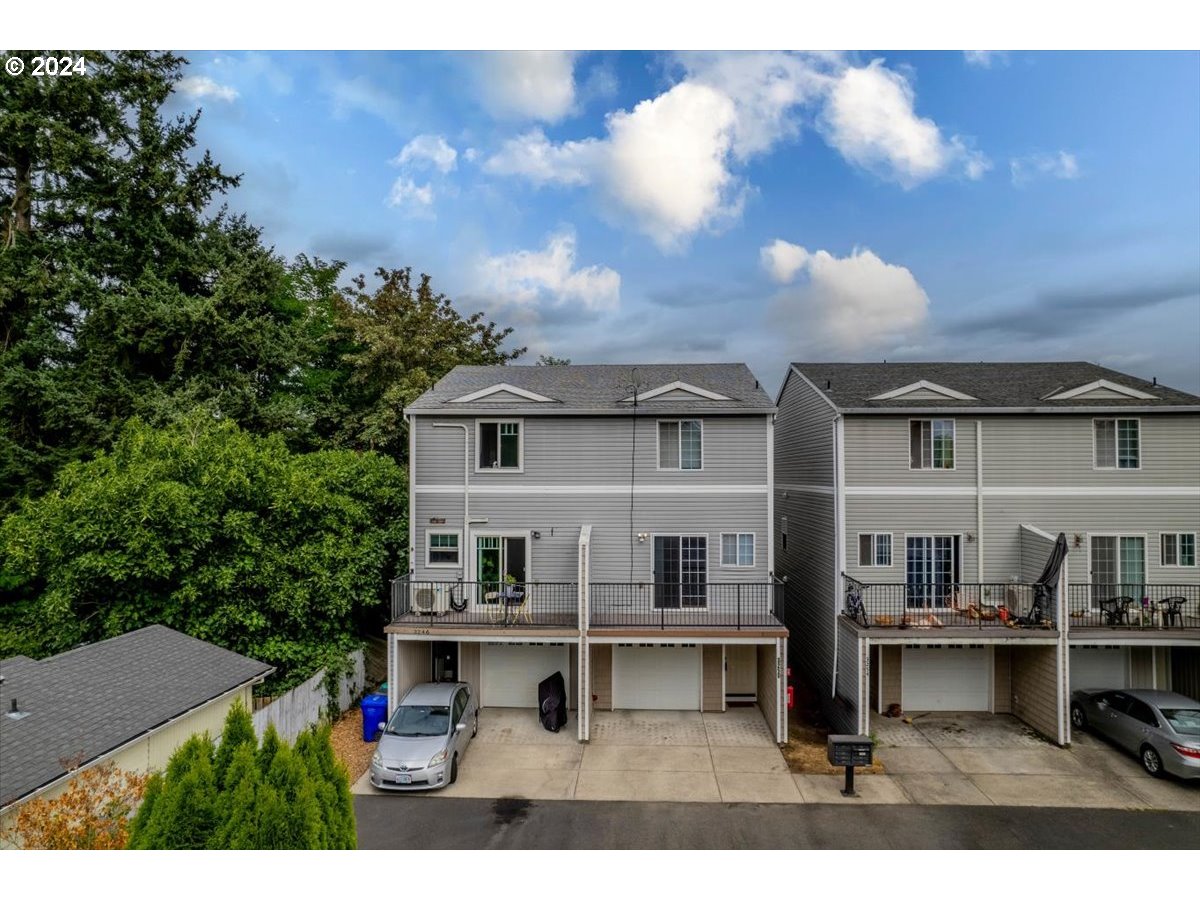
[369,681,478,791]
[1070,688,1200,780]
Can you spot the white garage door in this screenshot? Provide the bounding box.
[481,642,569,708]
[612,644,702,710]
[902,646,989,711]
[1071,647,1127,691]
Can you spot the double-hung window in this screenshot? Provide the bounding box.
[658,420,702,470]
[426,531,461,567]
[1162,533,1197,567]
[477,420,521,470]
[858,533,893,567]
[720,533,755,567]
[1094,418,1139,469]
[909,419,955,469]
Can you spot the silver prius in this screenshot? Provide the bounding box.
[369,682,478,791]
[1070,688,1200,779]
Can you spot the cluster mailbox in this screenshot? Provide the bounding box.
[827,734,873,796]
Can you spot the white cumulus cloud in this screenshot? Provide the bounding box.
[1010,150,1081,186]
[819,60,989,187]
[393,134,458,173]
[176,75,238,102]
[387,177,434,212]
[475,51,578,123]
[484,129,599,186]
[963,51,1009,68]
[764,240,930,350]
[478,230,620,312]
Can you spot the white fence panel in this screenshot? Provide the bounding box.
[252,649,366,743]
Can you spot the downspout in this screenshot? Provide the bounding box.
[433,422,471,581]
[831,414,845,700]
[976,419,984,580]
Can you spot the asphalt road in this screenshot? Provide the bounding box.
[355,796,1200,850]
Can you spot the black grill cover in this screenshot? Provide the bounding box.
[538,670,568,733]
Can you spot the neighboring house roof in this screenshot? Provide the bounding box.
[0,625,273,810]
[787,362,1200,412]
[407,364,775,414]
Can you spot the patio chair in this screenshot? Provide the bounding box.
[1099,595,1135,627]
[504,585,530,625]
[1157,596,1189,628]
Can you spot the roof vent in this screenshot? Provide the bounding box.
[6,698,30,721]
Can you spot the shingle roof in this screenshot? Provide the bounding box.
[407,363,775,413]
[788,362,1200,411]
[0,625,272,809]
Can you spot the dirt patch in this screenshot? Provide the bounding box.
[331,707,378,783]
[781,675,886,776]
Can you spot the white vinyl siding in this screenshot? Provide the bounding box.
[426,531,461,567]
[909,419,955,469]
[857,533,892,567]
[1161,533,1197,567]
[1094,418,1140,469]
[658,420,702,470]
[720,532,755,567]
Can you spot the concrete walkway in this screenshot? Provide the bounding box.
[351,708,1200,810]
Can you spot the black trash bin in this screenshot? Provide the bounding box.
[537,671,568,733]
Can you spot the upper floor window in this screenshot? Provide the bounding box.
[858,533,893,567]
[909,419,955,469]
[1094,418,1139,469]
[477,420,522,470]
[1162,533,1196,567]
[658,420,702,470]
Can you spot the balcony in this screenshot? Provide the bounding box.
[1066,584,1200,631]
[589,581,785,631]
[842,576,1057,631]
[389,578,786,632]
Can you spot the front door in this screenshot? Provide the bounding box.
[905,536,960,608]
[653,536,707,609]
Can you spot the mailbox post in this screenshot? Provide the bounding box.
[827,734,873,797]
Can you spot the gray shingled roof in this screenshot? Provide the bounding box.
[0,625,272,809]
[407,363,774,414]
[789,362,1200,411]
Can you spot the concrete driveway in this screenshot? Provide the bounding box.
[353,706,797,803]
[871,711,1200,811]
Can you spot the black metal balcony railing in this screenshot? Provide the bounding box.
[842,576,1056,629]
[1067,583,1200,629]
[389,577,786,631]
[391,578,579,628]
[589,581,785,630]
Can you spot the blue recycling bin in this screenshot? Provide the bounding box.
[361,692,389,742]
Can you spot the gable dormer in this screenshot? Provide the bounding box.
[621,380,732,403]
[449,383,558,404]
[867,380,979,402]
[1043,379,1157,401]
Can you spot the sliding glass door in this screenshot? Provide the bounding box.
[905,535,960,609]
[653,536,707,609]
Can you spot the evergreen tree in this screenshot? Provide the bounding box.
[213,700,257,789]
[210,743,263,850]
[257,723,282,775]
[127,735,218,849]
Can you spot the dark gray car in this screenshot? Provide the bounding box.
[369,682,478,791]
[1070,688,1200,779]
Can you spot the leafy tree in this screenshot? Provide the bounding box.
[536,354,571,366]
[1,762,147,849]
[0,414,406,687]
[0,51,309,506]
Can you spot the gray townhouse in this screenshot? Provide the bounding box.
[774,361,1200,745]
[385,364,788,744]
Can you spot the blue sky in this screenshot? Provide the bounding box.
[171,50,1200,394]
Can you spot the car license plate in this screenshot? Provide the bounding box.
[394,773,412,784]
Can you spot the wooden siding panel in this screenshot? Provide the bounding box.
[993,646,1012,713]
[756,643,779,742]
[591,644,612,710]
[459,642,481,698]
[880,645,902,710]
[1010,645,1058,741]
[702,645,723,712]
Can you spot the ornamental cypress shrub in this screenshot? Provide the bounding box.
[213,701,257,790]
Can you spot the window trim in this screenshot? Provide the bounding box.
[907,418,957,471]
[719,532,756,568]
[474,418,524,473]
[1161,532,1198,568]
[425,529,463,569]
[1092,417,1142,471]
[649,532,711,609]
[1085,532,1148,588]
[655,419,704,471]
[857,532,893,568]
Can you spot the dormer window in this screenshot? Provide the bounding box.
[477,420,522,470]
[1094,418,1139,470]
[910,419,955,470]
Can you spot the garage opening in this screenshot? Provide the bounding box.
[481,642,569,708]
[612,643,702,710]
[901,644,989,712]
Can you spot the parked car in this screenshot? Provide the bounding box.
[1070,688,1200,779]
[369,682,477,791]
